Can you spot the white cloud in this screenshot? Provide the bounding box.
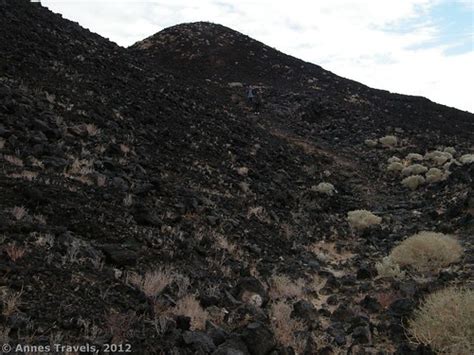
[41,0,473,112]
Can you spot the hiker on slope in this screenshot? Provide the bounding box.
[246,86,261,113]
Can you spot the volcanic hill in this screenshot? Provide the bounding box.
[0,1,473,354]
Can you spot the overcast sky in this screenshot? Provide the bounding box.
[40,0,473,113]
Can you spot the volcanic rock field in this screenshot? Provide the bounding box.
[0,1,473,354]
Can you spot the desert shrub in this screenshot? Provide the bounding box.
[409,287,473,354]
[425,167,446,183]
[444,146,456,155]
[387,156,401,163]
[347,210,382,230]
[459,154,474,165]
[389,231,463,272]
[387,162,404,172]
[406,153,423,161]
[364,139,377,147]
[173,295,208,330]
[379,135,398,148]
[312,182,336,196]
[375,256,405,279]
[401,175,425,190]
[425,150,452,165]
[401,164,428,176]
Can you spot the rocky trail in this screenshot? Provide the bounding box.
[0,1,473,354]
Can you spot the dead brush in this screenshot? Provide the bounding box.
[85,123,99,136]
[270,301,306,353]
[127,268,175,300]
[8,171,38,181]
[1,289,22,317]
[247,206,271,223]
[173,295,208,330]
[11,206,28,221]
[3,154,24,167]
[5,244,26,262]
[268,275,305,300]
[105,310,137,343]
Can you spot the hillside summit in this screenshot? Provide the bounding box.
[0,1,473,354]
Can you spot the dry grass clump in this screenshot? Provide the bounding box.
[106,310,137,343]
[401,175,425,190]
[379,135,398,148]
[3,154,24,167]
[409,287,474,354]
[347,210,382,230]
[311,182,336,196]
[389,231,463,273]
[270,301,306,352]
[127,269,175,299]
[269,275,305,300]
[387,162,404,172]
[5,244,26,262]
[459,154,474,165]
[173,295,208,330]
[11,206,28,221]
[1,290,22,317]
[401,164,428,176]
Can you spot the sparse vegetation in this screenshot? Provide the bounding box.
[347,209,382,230]
[389,231,463,273]
[409,287,473,354]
